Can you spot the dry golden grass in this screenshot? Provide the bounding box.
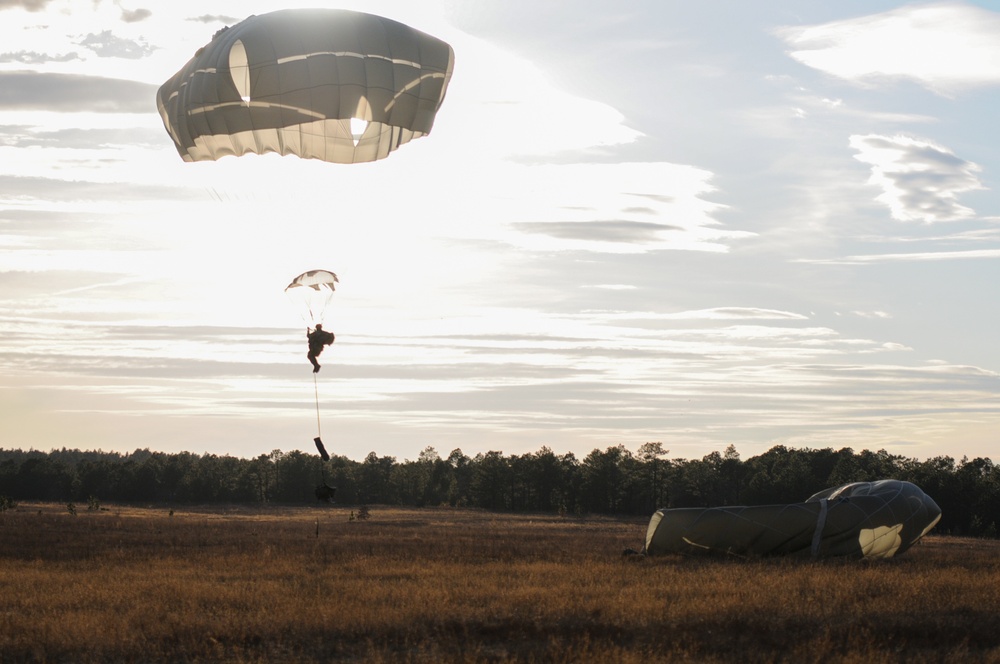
[1,503,998,663]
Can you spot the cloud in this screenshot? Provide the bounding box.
[0,125,164,149]
[511,220,684,244]
[591,308,810,322]
[0,270,140,299]
[437,30,642,158]
[77,30,156,59]
[802,248,1000,264]
[0,71,157,112]
[776,3,1000,95]
[451,162,746,255]
[120,7,151,23]
[0,0,51,11]
[188,14,240,24]
[589,284,636,291]
[0,174,200,204]
[662,308,810,321]
[0,50,82,64]
[850,134,982,222]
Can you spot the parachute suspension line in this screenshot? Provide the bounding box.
[313,371,322,439]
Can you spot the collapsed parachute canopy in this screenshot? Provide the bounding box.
[644,480,941,560]
[156,9,455,164]
[285,269,338,326]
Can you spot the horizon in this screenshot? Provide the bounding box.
[1,439,992,466]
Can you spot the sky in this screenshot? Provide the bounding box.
[1,0,998,464]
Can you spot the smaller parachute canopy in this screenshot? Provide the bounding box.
[285,269,339,293]
[285,269,338,326]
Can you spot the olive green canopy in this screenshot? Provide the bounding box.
[156,9,455,164]
[644,480,941,559]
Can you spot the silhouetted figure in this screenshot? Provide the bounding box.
[307,324,335,372]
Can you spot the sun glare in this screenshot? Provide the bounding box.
[350,118,368,146]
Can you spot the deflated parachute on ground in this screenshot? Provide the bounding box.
[644,479,941,559]
[285,269,338,327]
[156,8,455,164]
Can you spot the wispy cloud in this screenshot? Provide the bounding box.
[512,220,685,244]
[0,72,157,112]
[435,29,642,159]
[799,248,1000,264]
[76,30,156,59]
[119,7,152,24]
[598,308,809,321]
[588,284,637,291]
[776,3,1000,95]
[187,14,240,25]
[0,0,52,11]
[0,50,81,64]
[0,125,163,149]
[0,174,195,203]
[850,134,982,223]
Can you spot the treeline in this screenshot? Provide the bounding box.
[1,444,997,537]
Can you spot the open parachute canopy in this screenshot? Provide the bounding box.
[644,480,941,560]
[156,8,455,164]
[285,269,338,326]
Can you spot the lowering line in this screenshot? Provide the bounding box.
[313,371,322,439]
[312,373,331,464]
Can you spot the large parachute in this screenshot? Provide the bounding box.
[284,269,338,327]
[643,480,941,559]
[156,8,455,164]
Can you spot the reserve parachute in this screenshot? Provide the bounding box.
[156,8,455,164]
[643,479,941,559]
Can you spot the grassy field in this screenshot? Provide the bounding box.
[1,502,998,663]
